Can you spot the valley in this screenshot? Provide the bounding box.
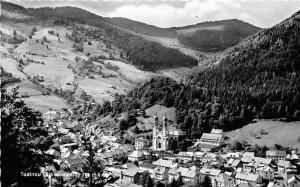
[1,1,300,187]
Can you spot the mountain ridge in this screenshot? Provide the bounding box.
[1,1,261,52]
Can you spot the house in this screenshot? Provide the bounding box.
[121,167,139,182]
[242,152,255,159]
[104,167,122,178]
[259,166,275,180]
[168,126,186,141]
[277,160,291,172]
[287,149,299,162]
[134,137,150,150]
[235,173,262,185]
[139,162,157,178]
[177,152,194,162]
[154,166,168,182]
[108,178,142,187]
[227,159,242,169]
[266,150,287,162]
[100,152,114,166]
[215,173,235,187]
[128,150,143,162]
[152,157,175,181]
[254,157,273,166]
[241,157,253,165]
[287,176,300,187]
[122,163,138,169]
[227,152,241,159]
[199,168,221,183]
[152,158,173,169]
[197,129,225,148]
[182,166,199,184]
[168,166,199,185]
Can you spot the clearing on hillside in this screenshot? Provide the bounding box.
[225,120,300,149]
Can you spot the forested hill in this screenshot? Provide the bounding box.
[173,19,261,52]
[1,1,197,70]
[111,11,300,138]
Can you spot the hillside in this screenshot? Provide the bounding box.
[109,11,300,139]
[173,19,261,52]
[104,17,261,53]
[1,1,197,70]
[225,120,300,149]
[104,16,261,53]
[0,4,194,112]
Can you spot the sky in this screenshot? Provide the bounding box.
[6,0,300,28]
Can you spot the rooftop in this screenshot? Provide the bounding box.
[235,173,260,182]
[200,133,222,142]
[122,167,139,177]
[254,157,272,165]
[139,162,157,170]
[266,150,287,157]
[153,158,173,168]
[200,168,221,176]
[277,160,291,167]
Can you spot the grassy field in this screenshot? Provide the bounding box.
[23,56,75,90]
[225,120,300,149]
[23,95,69,113]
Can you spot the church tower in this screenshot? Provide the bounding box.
[152,114,158,150]
[161,113,168,150]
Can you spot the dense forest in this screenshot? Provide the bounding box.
[109,11,300,138]
[104,27,197,70]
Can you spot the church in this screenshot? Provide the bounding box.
[152,114,185,151]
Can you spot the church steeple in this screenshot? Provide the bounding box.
[163,113,167,135]
[152,113,158,150]
[153,113,158,136]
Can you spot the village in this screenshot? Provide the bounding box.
[40,108,300,187]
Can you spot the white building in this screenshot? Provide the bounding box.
[152,114,169,151]
[235,173,262,185]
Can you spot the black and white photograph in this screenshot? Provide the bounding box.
[1,0,300,186]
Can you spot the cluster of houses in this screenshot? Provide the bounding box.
[102,115,300,187]
[41,111,300,187]
[102,148,300,187]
